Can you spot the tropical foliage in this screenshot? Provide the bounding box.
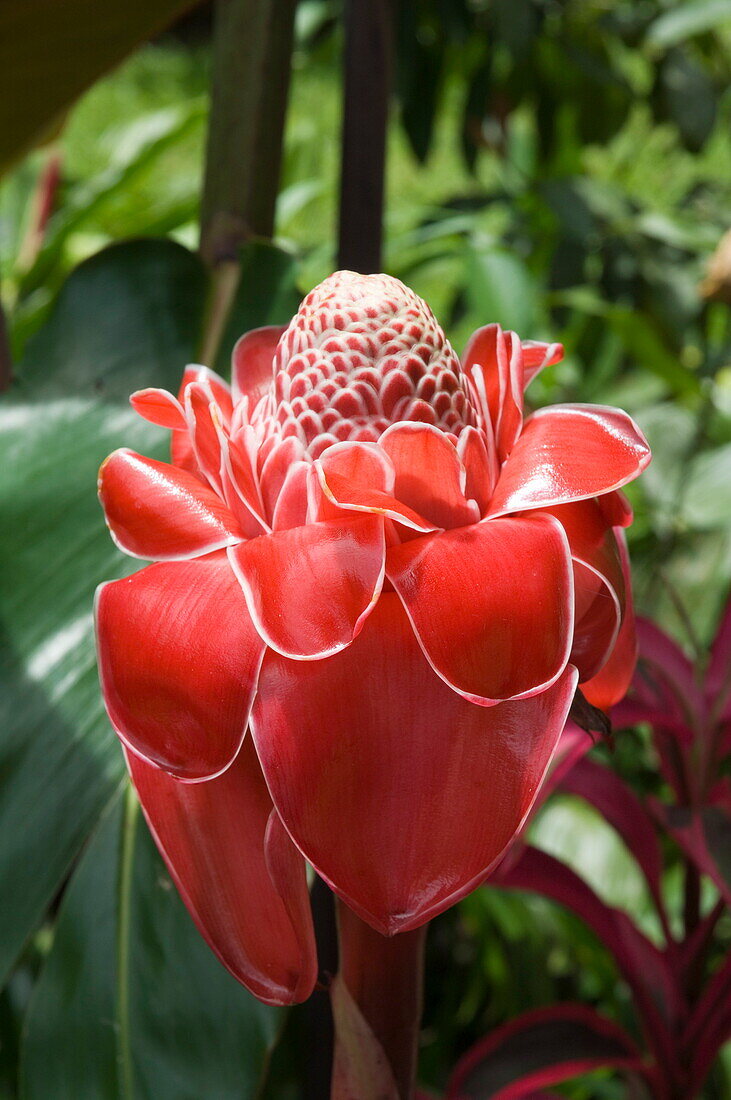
[1,1,730,1096]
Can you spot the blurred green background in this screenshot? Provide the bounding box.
[1,1,730,1096]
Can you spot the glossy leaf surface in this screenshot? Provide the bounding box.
[22,788,283,1098]
[0,237,299,988]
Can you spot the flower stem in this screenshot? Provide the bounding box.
[334,899,426,1099]
[199,0,296,266]
[337,0,393,273]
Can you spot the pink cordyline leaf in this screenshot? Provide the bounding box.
[684,949,731,1094]
[491,846,682,1079]
[446,1004,647,1100]
[652,800,731,907]
[95,269,649,999]
[707,595,731,723]
[559,757,669,927]
[629,618,705,731]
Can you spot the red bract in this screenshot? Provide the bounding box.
[95,271,650,1004]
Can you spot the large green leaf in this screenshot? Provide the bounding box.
[21,788,283,1099]
[681,443,731,531]
[465,244,538,336]
[0,0,198,172]
[0,237,300,990]
[646,0,731,49]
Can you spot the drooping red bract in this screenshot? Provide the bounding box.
[95,270,650,1003]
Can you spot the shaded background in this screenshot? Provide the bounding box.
[1,1,730,1096]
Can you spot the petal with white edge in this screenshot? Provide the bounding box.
[386,514,574,704]
[96,555,264,779]
[127,736,317,1005]
[252,593,578,934]
[229,515,385,659]
[488,404,651,517]
[98,449,243,560]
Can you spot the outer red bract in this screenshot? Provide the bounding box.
[95,271,650,1003]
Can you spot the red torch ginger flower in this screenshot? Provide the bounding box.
[95,271,650,1005]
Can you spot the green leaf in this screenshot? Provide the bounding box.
[330,976,399,1100]
[0,238,300,989]
[18,102,206,301]
[465,245,538,335]
[22,786,283,1099]
[646,0,731,49]
[633,402,697,530]
[681,443,731,531]
[395,4,446,163]
[20,793,123,1098]
[531,796,659,939]
[657,48,717,153]
[552,294,699,397]
[0,0,198,172]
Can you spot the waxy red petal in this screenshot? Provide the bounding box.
[380,422,479,529]
[583,531,638,710]
[272,460,310,531]
[547,499,624,599]
[171,365,232,476]
[215,424,269,538]
[251,593,578,933]
[316,470,437,533]
[461,324,523,462]
[127,737,317,1005]
[386,515,574,704]
[521,339,564,386]
[599,488,633,528]
[318,441,396,493]
[179,364,233,421]
[98,449,243,560]
[260,435,306,521]
[228,516,385,659]
[311,440,435,532]
[457,426,496,515]
[129,388,186,429]
[571,561,621,683]
[546,499,625,682]
[184,382,226,493]
[96,556,264,779]
[170,427,198,476]
[488,404,651,516]
[232,325,285,405]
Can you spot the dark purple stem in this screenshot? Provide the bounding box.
[337,0,393,273]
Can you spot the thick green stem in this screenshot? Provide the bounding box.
[199,0,296,267]
[116,784,140,1100]
[247,0,298,239]
[334,899,426,1099]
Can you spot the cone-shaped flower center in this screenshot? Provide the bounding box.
[260,271,479,458]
